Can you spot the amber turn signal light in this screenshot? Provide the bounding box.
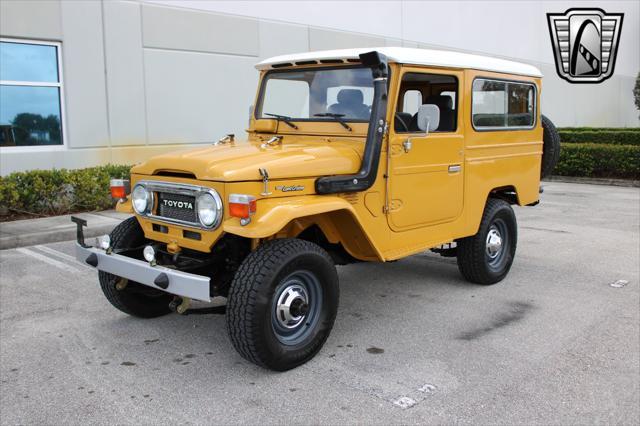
[229,194,257,219]
[110,178,130,200]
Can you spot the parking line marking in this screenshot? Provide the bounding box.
[16,247,80,273]
[34,245,90,269]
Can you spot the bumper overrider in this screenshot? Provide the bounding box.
[72,217,211,302]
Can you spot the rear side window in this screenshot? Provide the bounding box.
[472,79,535,130]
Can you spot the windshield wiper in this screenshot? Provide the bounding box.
[264,113,298,129]
[314,113,352,132]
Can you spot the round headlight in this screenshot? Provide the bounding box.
[132,184,150,214]
[197,191,221,228]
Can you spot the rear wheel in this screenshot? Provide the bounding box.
[98,217,173,318]
[226,239,339,371]
[456,198,517,285]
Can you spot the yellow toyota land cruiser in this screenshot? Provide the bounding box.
[73,47,560,371]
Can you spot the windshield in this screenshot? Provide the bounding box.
[256,67,374,122]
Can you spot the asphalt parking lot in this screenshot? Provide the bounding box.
[1,181,638,425]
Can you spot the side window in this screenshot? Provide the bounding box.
[394,73,458,133]
[472,79,535,129]
[0,40,64,147]
[507,84,535,127]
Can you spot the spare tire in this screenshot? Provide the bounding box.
[541,114,561,178]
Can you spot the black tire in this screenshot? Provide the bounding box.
[226,238,339,371]
[541,114,561,178]
[457,198,517,285]
[98,217,173,318]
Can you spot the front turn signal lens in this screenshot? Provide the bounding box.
[229,194,256,219]
[110,178,130,200]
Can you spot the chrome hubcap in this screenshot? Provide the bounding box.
[486,226,503,259]
[275,284,309,329]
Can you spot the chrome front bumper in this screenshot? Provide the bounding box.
[75,244,211,302]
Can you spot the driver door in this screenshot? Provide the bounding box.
[387,68,464,232]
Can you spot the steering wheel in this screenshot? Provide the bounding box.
[394,113,409,132]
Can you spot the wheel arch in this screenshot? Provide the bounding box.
[463,185,523,239]
[489,185,520,205]
[222,195,382,261]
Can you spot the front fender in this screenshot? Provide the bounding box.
[223,195,357,239]
[115,198,134,214]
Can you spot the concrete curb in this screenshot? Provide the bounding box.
[544,175,639,188]
[0,211,131,250]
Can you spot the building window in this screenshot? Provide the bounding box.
[472,78,536,130]
[0,39,64,147]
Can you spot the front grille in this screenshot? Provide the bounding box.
[156,192,197,224]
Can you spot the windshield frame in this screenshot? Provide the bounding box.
[254,65,376,124]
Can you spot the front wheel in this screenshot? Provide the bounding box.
[98,217,173,318]
[226,239,339,371]
[456,198,518,285]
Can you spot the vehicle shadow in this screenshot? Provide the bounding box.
[93,251,473,375]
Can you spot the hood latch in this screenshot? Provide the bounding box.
[259,168,272,196]
[261,135,282,149]
[214,134,235,145]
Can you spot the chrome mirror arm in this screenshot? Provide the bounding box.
[403,118,431,153]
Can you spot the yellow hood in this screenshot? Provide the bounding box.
[131,139,363,181]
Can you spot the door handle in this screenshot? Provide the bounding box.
[448,165,461,173]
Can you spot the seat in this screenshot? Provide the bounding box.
[427,95,455,131]
[328,89,370,119]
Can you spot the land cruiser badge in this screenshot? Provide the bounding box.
[276,185,305,192]
[547,8,623,83]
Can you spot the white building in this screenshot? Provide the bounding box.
[0,0,638,174]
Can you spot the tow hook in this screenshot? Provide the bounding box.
[169,296,191,314]
[115,278,129,291]
[168,296,226,315]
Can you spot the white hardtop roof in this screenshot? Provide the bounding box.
[256,47,542,78]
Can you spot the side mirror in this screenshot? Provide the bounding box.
[416,104,440,135]
[402,104,440,154]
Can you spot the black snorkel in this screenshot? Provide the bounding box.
[315,51,389,194]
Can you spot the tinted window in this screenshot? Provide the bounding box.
[472,79,535,129]
[0,86,62,146]
[507,84,535,127]
[0,42,59,83]
[0,41,63,147]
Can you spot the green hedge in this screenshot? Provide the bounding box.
[554,143,640,179]
[0,164,131,217]
[558,129,640,145]
[559,127,640,132]
[1,143,638,219]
